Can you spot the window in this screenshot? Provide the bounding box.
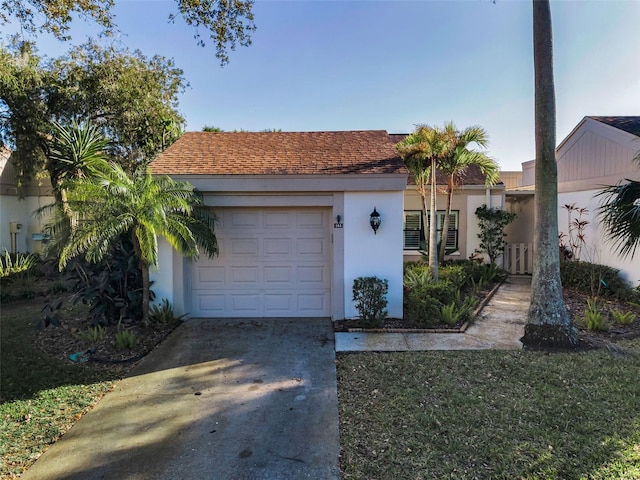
[403,210,459,252]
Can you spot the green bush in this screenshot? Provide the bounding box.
[403,266,432,290]
[560,260,630,298]
[579,297,608,332]
[149,299,187,324]
[0,250,38,278]
[405,281,457,327]
[352,276,388,328]
[611,309,636,326]
[439,264,467,289]
[114,329,137,350]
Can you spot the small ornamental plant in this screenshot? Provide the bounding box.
[352,276,388,328]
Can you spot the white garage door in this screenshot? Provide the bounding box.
[191,208,331,317]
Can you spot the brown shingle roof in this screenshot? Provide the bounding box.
[150,130,406,176]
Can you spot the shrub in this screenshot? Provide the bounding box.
[474,205,517,264]
[352,277,388,328]
[115,329,137,350]
[0,250,38,278]
[560,260,630,298]
[611,309,636,326]
[579,297,608,332]
[77,325,106,344]
[439,264,467,289]
[403,266,432,290]
[149,299,188,324]
[405,281,457,328]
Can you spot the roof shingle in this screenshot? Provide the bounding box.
[150,130,406,176]
[589,116,640,137]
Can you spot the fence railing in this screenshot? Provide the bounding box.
[504,243,534,274]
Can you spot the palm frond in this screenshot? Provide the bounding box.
[597,179,640,259]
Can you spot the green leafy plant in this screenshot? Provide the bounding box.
[149,299,188,324]
[115,328,137,350]
[440,302,463,326]
[352,276,388,328]
[0,250,38,278]
[77,325,106,344]
[580,297,608,332]
[403,266,432,291]
[560,260,631,299]
[474,205,517,265]
[611,309,636,326]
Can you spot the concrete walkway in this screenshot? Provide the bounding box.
[335,276,531,352]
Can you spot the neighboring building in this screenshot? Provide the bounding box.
[505,116,640,286]
[0,149,53,254]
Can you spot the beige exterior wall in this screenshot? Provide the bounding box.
[504,194,535,244]
[499,171,523,190]
[402,185,505,263]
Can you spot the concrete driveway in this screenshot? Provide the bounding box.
[22,318,341,480]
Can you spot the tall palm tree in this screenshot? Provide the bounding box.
[597,152,640,259]
[396,124,457,281]
[437,125,499,263]
[47,160,218,325]
[522,0,577,348]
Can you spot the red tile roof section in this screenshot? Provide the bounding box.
[150,130,406,176]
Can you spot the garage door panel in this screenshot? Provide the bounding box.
[231,238,259,255]
[264,211,291,227]
[264,266,293,284]
[192,207,330,317]
[264,238,292,255]
[231,267,258,284]
[297,211,325,227]
[230,211,259,227]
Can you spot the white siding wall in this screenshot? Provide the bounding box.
[558,189,640,287]
[343,191,404,319]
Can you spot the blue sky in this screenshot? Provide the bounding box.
[29,0,640,171]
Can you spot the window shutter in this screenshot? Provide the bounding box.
[404,211,422,250]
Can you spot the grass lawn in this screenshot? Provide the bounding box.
[337,349,640,479]
[0,302,122,478]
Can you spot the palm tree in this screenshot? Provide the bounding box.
[47,158,218,325]
[597,152,640,259]
[522,0,577,348]
[437,125,499,263]
[396,124,457,281]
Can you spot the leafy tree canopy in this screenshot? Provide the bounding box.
[0,0,256,65]
[0,40,187,187]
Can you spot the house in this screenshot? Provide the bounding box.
[149,130,507,319]
[504,116,640,286]
[1,129,504,320]
[0,148,53,254]
[149,130,407,320]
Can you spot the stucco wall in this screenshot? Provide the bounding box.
[558,189,640,287]
[343,191,404,319]
[0,195,53,253]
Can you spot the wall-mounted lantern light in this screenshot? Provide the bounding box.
[369,207,381,234]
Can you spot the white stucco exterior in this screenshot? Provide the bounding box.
[0,195,54,253]
[558,189,640,287]
[151,173,407,320]
[343,191,404,319]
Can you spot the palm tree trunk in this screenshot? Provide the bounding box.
[438,175,454,263]
[131,228,151,326]
[429,158,439,282]
[522,0,577,348]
